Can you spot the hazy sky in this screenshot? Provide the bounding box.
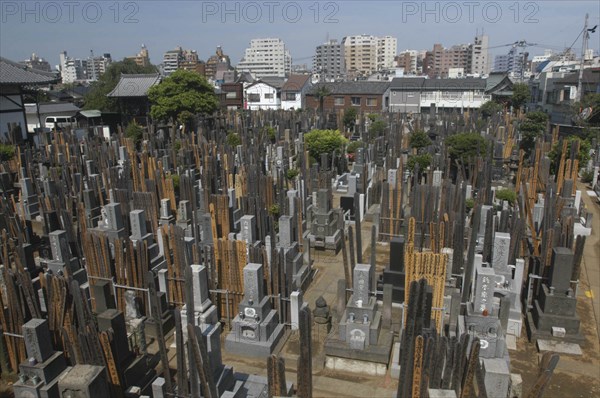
[1,0,599,68]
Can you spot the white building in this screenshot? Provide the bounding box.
[237,38,292,79]
[377,36,398,70]
[470,35,490,76]
[244,77,286,110]
[281,75,311,110]
[59,52,76,84]
[59,51,110,84]
[162,47,183,76]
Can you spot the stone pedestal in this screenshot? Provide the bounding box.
[57,365,110,398]
[225,263,285,357]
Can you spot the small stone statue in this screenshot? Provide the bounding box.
[313,296,332,332]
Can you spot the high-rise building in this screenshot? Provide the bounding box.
[162,47,205,77]
[206,46,232,81]
[86,52,111,82]
[180,50,206,76]
[237,38,292,78]
[494,46,528,79]
[469,35,490,76]
[395,50,420,74]
[162,47,184,76]
[423,34,490,78]
[59,51,110,83]
[342,35,398,77]
[21,53,52,72]
[59,51,79,83]
[127,45,150,67]
[342,35,378,77]
[377,36,398,70]
[313,39,345,81]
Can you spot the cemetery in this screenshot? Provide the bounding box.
[0,97,599,398]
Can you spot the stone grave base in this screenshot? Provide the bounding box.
[224,323,285,358]
[537,339,582,356]
[325,356,388,376]
[230,373,294,397]
[525,312,585,344]
[323,329,394,366]
[19,351,66,383]
[295,265,315,293]
[390,341,401,379]
[428,390,458,398]
[507,317,523,338]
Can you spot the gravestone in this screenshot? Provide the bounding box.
[380,236,405,303]
[225,263,285,357]
[325,263,393,371]
[307,188,343,252]
[529,247,582,342]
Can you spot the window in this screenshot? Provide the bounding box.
[265,93,274,99]
[366,98,377,107]
[334,97,344,106]
[248,93,260,102]
[285,92,297,101]
[226,92,237,99]
[351,97,361,106]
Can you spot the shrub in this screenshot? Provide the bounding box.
[0,144,16,161]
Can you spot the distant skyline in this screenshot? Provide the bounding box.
[1,1,599,69]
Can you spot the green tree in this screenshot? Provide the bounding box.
[519,111,549,156]
[446,132,488,166]
[84,59,157,111]
[148,69,219,125]
[304,129,348,163]
[407,153,432,173]
[495,188,517,205]
[480,100,503,118]
[548,137,591,174]
[286,168,299,180]
[368,118,386,139]
[0,144,16,161]
[346,141,363,154]
[511,83,531,110]
[226,131,241,147]
[409,130,432,151]
[343,108,357,132]
[125,121,144,144]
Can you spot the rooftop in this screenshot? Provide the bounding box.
[0,57,58,85]
[107,74,161,97]
[24,102,81,115]
[282,74,311,92]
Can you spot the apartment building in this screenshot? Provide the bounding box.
[21,53,52,72]
[470,35,490,76]
[424,35,491,78]
[127,45,151,68]
[206,46,232,80]
[377,36,398,70]
[59,51,111,84]
[313,39,346,81]
[237,38,292,79]
[342,35,378,78]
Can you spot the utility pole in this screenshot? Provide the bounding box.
[576,13,589,103]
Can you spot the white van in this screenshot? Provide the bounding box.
[44,116,76,129]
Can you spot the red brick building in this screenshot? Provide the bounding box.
[305,82,390,114]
